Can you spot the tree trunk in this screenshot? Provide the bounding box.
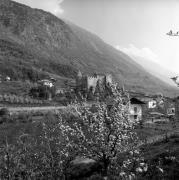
[102,158,110,177]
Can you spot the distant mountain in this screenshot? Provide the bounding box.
[0,0,178,97]
[127,55,177,87]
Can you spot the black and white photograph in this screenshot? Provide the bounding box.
[0,0,179,179]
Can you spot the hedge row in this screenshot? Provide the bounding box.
[0,94,43,104]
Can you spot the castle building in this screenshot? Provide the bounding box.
[76,71,113,95]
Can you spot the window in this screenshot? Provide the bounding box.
[134,107,137,113]
[134,115,138,119]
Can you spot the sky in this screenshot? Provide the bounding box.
[14,0,179,74]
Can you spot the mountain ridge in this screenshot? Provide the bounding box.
[0,0,178,97]
[128,55,177,87]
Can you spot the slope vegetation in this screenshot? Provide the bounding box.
[0,0,178,96]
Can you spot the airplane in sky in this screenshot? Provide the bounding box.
[171,76,179,87]
[166,30,179,36]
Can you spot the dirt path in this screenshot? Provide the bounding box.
[8,106,66,114]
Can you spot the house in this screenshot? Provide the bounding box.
[5,76,11,81]
[129,98,145,121]
[0,75,11,82]
[148,99,157,108]
[167,108,175,116]
[56,88,65,95]
[38,79,54,88]
[50,77,57,83]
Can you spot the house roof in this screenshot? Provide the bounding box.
[130,98,145,104]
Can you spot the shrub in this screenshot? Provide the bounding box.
[65,162,102,180]
[0,117,7,124]
[17,113,28,123]
[88,174,104,180]
[0,108,9,117]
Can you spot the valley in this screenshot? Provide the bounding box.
[0,0,179,179]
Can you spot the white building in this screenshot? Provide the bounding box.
[5,76,11,81]
[39,79,54,88]
[129,98,145,121]
[148,99,157,108]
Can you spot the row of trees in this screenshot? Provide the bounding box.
[29,85,56,100]
[0,94,43,104]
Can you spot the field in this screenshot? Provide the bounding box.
[137,120,179,137]
[0,106,179,146]
[0,107,74,144]
[0,81,32,96]
[0,105,179,179]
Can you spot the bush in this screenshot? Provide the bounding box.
[0,108,11,124]
[17,113,29,123]
[65,162,102,180]
[0,117,7,124]
[0,108,9,117]
[88,174,104,180]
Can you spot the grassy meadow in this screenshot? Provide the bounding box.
[0,106,178,179]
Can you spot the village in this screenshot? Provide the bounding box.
[0,71,178,127]
[0,70,179,179]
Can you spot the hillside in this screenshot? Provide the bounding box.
[127,55,177,87]
[0,0,178,97]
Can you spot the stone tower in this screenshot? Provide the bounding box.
[76,70,83,90]
[77,70,82,79]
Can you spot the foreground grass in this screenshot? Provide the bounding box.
[0,109,178,179]
[138,136,179,180]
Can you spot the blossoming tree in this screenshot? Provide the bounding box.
[59,85,141,177]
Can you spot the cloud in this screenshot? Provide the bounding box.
[14,0,64,16]
[53,0,64,15]
[116,44,159,63]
